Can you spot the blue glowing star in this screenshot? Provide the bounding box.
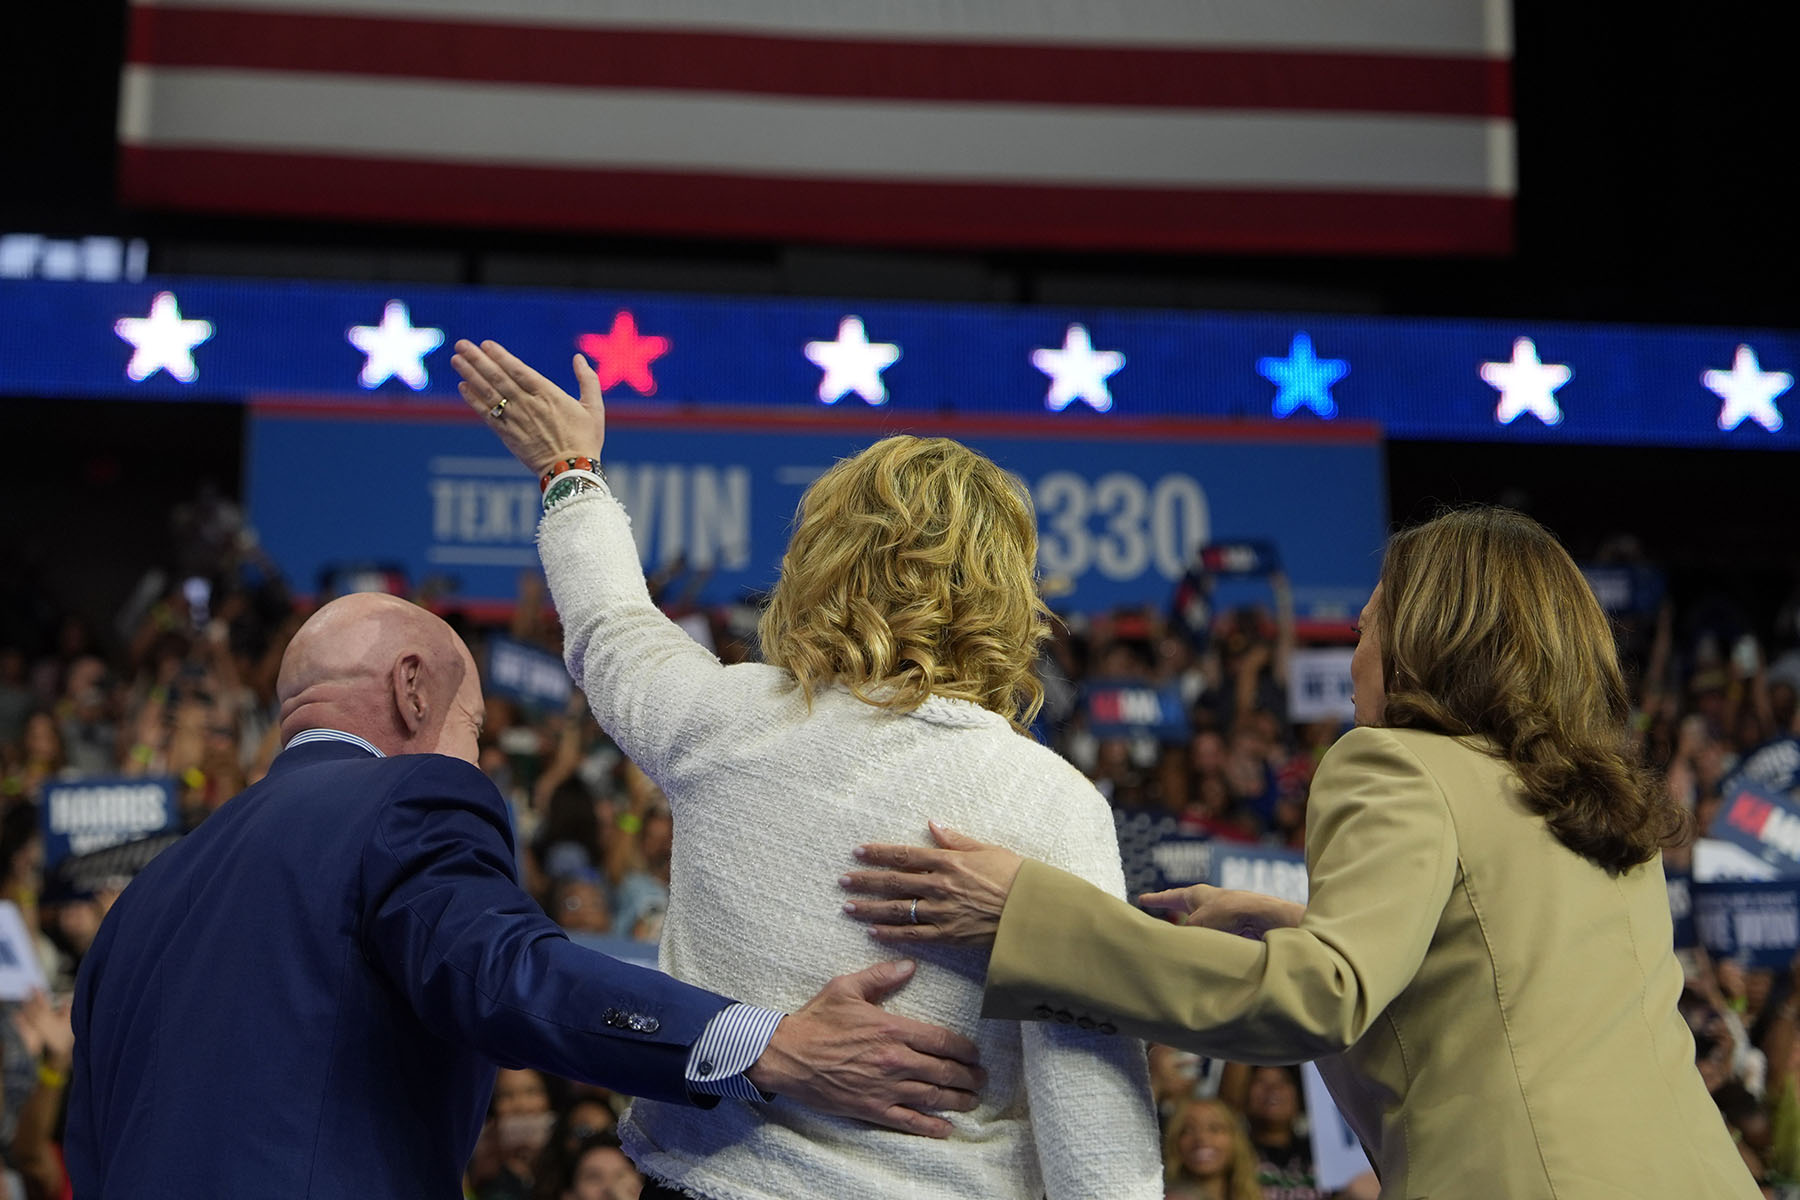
[1257,333,1348,418]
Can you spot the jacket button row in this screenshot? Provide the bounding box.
[601,1008,661,1035]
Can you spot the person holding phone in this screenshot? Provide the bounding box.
[846,506,1758,1199]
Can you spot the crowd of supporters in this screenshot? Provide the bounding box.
[2,495,1797,1199]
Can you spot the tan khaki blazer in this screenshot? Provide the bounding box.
[985,726,1757,1199]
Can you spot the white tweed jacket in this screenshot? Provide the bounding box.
[538,487,1161,1200]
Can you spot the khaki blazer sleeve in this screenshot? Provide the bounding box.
[982,726,1459,1063]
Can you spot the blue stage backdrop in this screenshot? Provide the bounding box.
[246,406,1384,617]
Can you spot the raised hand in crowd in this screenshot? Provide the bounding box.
[9,988,74,1072]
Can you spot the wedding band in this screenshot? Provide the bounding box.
[909,898,920,925]
[488,398,509,419]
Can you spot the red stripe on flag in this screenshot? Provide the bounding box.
[128,6,1512,117]
[118,147,1514,254]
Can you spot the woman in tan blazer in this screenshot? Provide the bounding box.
[844,506,1758,1199]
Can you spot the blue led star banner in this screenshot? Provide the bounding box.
[2,277,1797,449]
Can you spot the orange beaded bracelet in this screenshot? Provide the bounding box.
[539,456,603,492]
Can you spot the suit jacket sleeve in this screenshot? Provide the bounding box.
[983,726,1459,1062]
[359,755,735,1106]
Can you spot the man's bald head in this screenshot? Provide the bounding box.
[278,593,484,761]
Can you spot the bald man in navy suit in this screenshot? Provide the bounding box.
[66,593,981,1199]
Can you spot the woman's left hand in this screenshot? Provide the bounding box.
[451,338,605,476]
[840,822,1025,948]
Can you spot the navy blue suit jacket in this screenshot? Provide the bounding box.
[65,738,734,1199]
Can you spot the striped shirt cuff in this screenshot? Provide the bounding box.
[685,1003,785,1103]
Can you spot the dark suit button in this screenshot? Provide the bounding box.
[1032,1005,1054,1019]
[1076,1016,1096,1030]
[1098,1023,1117,1035]
[602,1008,621,1025]
[627,1014,661,1034]
[1055,1010,1073,1023]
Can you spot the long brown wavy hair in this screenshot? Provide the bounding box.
[1376,506,1687,874]
[757,435,1051,732]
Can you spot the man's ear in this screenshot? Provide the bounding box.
[392,652,428,737]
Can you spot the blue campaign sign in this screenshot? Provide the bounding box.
[3,276,1800,450]
[1693,880,1800,969]
[1707,779,1800,875]
[246,407,1384,617]
[1580,564,1666,617]
[1084,681,1191,742]
[39,777,180,869]
[1137,834,1309,902]
[1668,869,1697,950]
[1727,737,1800,802]
[485,634,574,712]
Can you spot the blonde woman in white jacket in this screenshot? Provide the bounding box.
[453,339,1161,1200]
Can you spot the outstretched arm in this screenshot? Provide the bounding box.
[451,338,735,781]
[364,756,984,1132]
[846,727,1457,1062]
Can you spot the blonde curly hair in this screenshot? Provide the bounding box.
[757,435,1050,732]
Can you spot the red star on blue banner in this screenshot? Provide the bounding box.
[577,311,670,395]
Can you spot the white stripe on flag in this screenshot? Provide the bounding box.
[119,67,1516,195]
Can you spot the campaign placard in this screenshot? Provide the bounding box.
[0,901,48,1002]
[1726,737,1800,803]
[1667,869,1697,950]
[486,634,574,713]
[1302,1061,1374,1191]
[1579,564,1666,617]
[39,776,180,869]
[1706,779,1800,874]
[1083,682,1191,743]
[1288,647,1357,724]
[1692,880,1800,969]
[1134,834,1310,904]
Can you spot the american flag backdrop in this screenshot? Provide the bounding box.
[117,0,1515,254]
